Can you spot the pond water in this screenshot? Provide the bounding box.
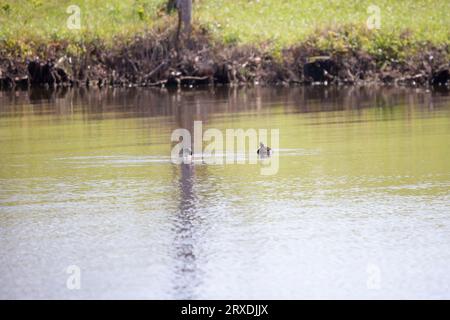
[0,86,449,299]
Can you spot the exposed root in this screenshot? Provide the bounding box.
[0,27,449,90]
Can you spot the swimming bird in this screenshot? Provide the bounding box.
[177,136,193,158]
[179,147,193,157]
[257,142,272,157]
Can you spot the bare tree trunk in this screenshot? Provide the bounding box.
[176,0,192,40]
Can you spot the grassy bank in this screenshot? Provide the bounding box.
[199,0,449,48]
[1,0,449,50]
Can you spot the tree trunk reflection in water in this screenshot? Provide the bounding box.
[173,162,199,299]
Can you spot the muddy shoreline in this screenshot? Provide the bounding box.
[1,29,449,90]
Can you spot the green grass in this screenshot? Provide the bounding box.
[198,0,449,46]
[0,0,449,53]
[0,0,167,44]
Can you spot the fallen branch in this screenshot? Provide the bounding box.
[146,60,168,80]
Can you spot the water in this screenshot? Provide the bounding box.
[0,86,449,299]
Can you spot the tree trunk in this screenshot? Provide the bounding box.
[176,0,192,39]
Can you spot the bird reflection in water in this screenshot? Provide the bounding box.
[171,91,204,299]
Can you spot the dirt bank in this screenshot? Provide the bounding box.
[0,27,449,90]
